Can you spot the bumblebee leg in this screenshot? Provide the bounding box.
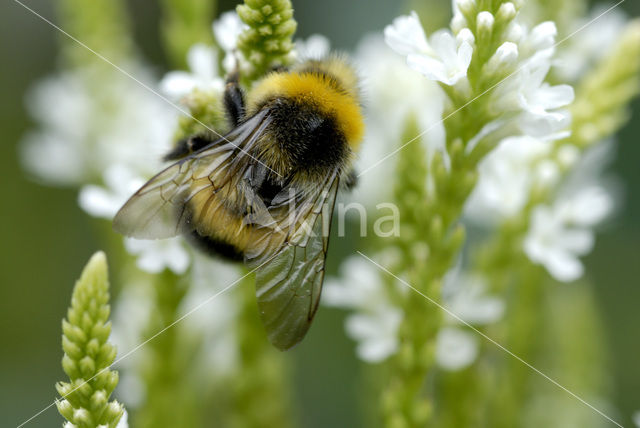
[343,169,358,190]
[163,135,214,161]
[224,72,245,127]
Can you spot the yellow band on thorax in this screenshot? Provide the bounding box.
[247,72,364,151]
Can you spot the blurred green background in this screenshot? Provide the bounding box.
[1,0,638,427]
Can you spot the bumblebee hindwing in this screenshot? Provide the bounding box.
[250,173,339,350]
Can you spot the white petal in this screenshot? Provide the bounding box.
[136,252,164,273]
[124,238,190,274]
[321,256,388,309]
[407,54,448,84]
[524,206,560,261]
[535,160,560,186]
[436,327,478,371]
[557,229,594,254]
[529,84,575,110]
[187,44,217,81]
[476,12,495,31]
[213,11,245,53]
[356,336,399,363]
[20,132,86,184]
[561,186,613,226]
[529,21,558,51]
[496,2,517,21]
[78,185,120,218]
[345,311,401,362]
[384,11,431,56]
[159,71,196,99]
[166,244,191,274]
[451,13,467,34]
[116,409,129,428]
[430,30,459,66]
[487,42,519,73]
[557,144,580,168]
[456,28,475,46]
[456,41,474,72]
[544,248,584,282]
[451,295,504,325]
[296,34,331,59]
[519,110,571,138]
[454,0,475,15]
[444,273,505,325]
[506,22,525,43]
[321,282,353,307]
[633,411,640,428]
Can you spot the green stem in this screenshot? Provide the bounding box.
[381,120,471,428]
[134,270,202,428]
[57,0,133,67]
[229,274,294,428]
[160,0,217,69]
[486,263,546,428]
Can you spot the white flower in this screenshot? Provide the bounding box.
[493,60,574,137]
[78,164,145,219]
[442,271,504,325]
[435,327,478,371]
[213,11,244,52]
[323,256,403,363]
[353,34,445,209]
[294,34,330,60]
[384,11,431,56]
[524,185,613,282]
[489,22,574,138]
[524,142,616,282]
[21,64,177,186]
[345,310,403,362]
[160,44,225,100]
[124,237,191,274]
[20,72,92,184]
[20,62,188,275]
[21,131,87,185]
[436,265,503,370]
[385,12,473,86]
[161,11,246,100]
[465,135,553,223]
[212,11,247,74]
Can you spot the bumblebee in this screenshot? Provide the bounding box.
[114,56,364,350]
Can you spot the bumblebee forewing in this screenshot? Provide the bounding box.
[113,111,271,240]
[113,160,197,239]
[249,173,339,350]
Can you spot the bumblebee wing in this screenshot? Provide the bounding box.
[113,110,272,239]
[247,172,340,350]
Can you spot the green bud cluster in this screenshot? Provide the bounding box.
[236,0,297,84]
[56,252,124,428]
